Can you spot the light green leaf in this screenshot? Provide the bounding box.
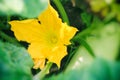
[0,0,48,18]
[87,22,120,60]
[67,22,120,71]
[66,45,94,72]
[44,58,120,80]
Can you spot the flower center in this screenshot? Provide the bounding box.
[50,35,58,44]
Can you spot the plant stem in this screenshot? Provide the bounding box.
[0,31,21,46]
[53,0,70,25]
[33,62,53,80]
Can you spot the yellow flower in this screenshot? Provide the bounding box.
[9,3,78,69]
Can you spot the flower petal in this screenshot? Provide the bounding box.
[61,23,78,45]
[33,58,45,69]
[38,3,62,34]
[47,45,67,68]
[9,19,46,43]
[28,42,48,58]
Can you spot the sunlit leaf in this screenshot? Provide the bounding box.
[67,22,120,71]
[87,22,120,60]
[66,45,94,71]
[0,0,48,18]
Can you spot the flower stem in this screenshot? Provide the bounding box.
[33,62,53,80]
[53,0,70,25]
[0,31,21,46]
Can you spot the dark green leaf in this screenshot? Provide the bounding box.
[0,41,33,80]
[60,0,69,4]
[81,12,92,27]
[79,38,95,57]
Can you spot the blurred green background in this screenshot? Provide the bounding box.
[0,0,120,80]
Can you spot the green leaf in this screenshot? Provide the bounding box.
[79,38,95,57]
[89,0,108,12]
[111,3,120,21]
[87,22,120,60]
[44,58,120,80]
[0,41,33,80]
[60,0,69,4]
[0,0,48,18]
[66,45,94,72]
[81,12,92,27]
[66,22,120,71]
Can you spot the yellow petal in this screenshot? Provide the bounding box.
[9,19,47,43]
[47,45,67,68]
[33,58,45,69]
[28,43,45,58]
[61,23,78,45]
[38,3,62,34]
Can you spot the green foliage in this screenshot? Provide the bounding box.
[0,0,120,80]
[111,3,120,21]
[81,12,92,27]
[45,58,120,80]
[87,22,120,60]
[67,21,120,71]
[89,0,120,21]
[0,41,33,80]
[0,0,48,18]
[60,0,69,4]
